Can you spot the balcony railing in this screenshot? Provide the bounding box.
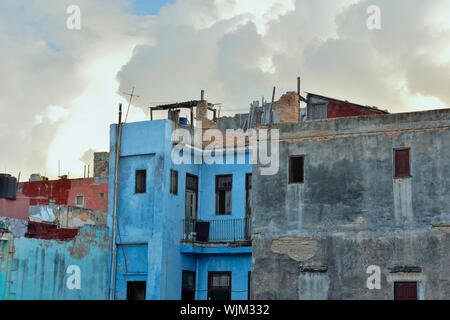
[182,217,251,242]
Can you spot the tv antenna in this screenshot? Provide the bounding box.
[122,87,140,123]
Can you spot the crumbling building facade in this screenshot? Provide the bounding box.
[251,106,450,300]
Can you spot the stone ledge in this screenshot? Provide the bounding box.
[299,265,328,273]
[389,266,422,273]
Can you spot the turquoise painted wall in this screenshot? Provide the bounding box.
[108,120,252,300]
[0,225,108,300]
[196,254,252,300]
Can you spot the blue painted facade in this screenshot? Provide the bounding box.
[0,225,109,300]
[107,120,253,300]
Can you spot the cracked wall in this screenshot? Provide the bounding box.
[252,109,450,299]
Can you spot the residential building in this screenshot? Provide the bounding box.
[107,99,253,300]
[251,105,450,299]
[0,152,110,299]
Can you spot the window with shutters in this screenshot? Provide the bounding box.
[135,170,146,193]
[289,156,304,184]
[394,148,411,178]
[216,175,232,215]
[170,169,178,195]
[394,282,418,300]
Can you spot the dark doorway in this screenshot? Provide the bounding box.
[208,271,231,300]
[394,282,418,300]
[127,281,147,300]
[181,271,196,300]
[185,174,198,219]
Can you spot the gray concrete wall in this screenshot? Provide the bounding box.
[252,109,450,299]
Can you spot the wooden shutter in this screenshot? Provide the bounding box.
[395,149,410,177]
[394,282,418,300]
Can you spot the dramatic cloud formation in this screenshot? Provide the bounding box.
[0,0,145,179]
[0,0,449,179]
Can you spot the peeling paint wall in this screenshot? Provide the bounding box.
[252,109,450,299]
[0,225,108,300]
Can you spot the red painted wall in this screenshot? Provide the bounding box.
[25,221,79,240]
[1,178,108,239]
[17,178,108,212]
[20,179,72,206]
[67,178,108,211]
[327,101,386,119]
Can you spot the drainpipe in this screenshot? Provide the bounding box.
[109,103,122,300]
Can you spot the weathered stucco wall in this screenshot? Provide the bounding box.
[252,109,450,299]
[108,119,252,300]
[0,225,109,300]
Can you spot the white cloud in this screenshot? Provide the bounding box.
[1,0,450,179]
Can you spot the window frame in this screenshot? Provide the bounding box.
[170,169,178,195]
[126,281,147,300]
[207,271,232,300]
[394,148,411,178]
[135,169,147,194]
[75,195,84,207]
[289,155,305,184]
[393,281,418,300]
[185,173,198,218]
[246,173,252,216]
[181,270,196,301]
[215,174,233,216]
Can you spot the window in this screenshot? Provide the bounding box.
[395,148,410,178]
[170,170,178,195]
[126,281,146,300]
[135,170,146,193]
[75,195,84,207]
[394,282,417,300]
[98,193,104,198]
[208,272,231,300]
[289,156,304,184]
[181,271,196,300]
[185,174,198,219]
[216,175,232,215]
[246,173,252,216]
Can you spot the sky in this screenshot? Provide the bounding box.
[0,0,450,180]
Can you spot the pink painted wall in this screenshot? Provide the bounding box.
[0,198,29,220]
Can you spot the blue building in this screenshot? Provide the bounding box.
[107,101,253,300]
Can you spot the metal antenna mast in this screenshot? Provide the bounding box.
[123,87,140,123]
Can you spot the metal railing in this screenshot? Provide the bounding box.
[182,216,251,242]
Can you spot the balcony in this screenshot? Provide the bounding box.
[182,217,251,243]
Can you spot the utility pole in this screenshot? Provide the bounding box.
[109,103,122,300]
[123,87,140,123]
